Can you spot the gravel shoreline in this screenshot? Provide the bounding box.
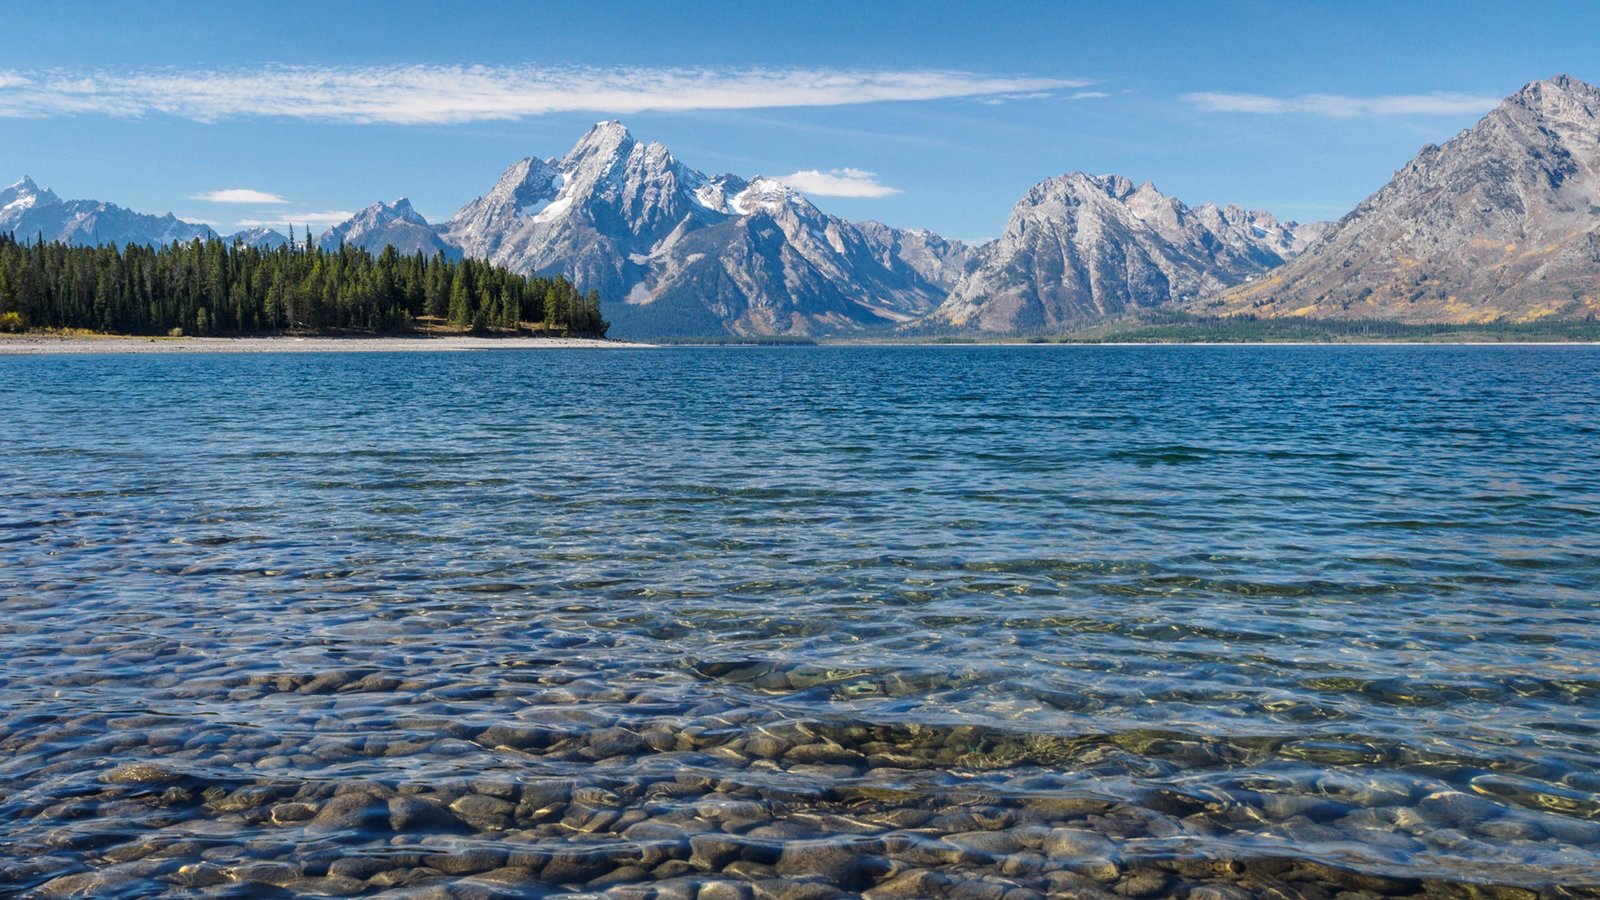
[0,334,652,354]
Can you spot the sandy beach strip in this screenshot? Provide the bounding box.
[0,335,653,354]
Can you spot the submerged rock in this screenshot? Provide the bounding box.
[101,763,183,785]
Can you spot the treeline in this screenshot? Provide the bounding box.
[0,233,607,337]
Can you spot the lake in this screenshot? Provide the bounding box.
[2,345,1597,896]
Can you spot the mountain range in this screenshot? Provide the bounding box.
[438,122,973,336]
[1,176,217,248]
[7,74,1598,337]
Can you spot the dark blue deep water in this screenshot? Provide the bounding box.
[2,346,1598,897]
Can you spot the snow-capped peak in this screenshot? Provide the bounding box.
[2,176,61,212]
[561,120,636,171]
[387,197,426,224]
[337,198,431,233]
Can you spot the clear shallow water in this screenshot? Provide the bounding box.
[1,345,1598,898]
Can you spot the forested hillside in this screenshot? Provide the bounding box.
[0,233,608,337]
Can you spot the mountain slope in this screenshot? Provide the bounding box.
[855,221,974,293]
[1,177,215,247]
[444,123,967,337]
[319,199,458,258]
[1194,75,1600,323]
[928,174,1317,332]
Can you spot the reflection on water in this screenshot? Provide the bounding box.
[1,346,1598,897]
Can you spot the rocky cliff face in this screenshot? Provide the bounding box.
[927,174,1317,333]
[442,123,968,337]
[1194,75,1600,323]
[855,221,974,291]
[1,177,216,247]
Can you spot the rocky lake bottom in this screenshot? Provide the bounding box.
[2,346,1598,898]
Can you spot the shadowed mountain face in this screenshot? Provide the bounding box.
[1195,75,1600,324]
[0,177,217,247]
[926,174,1320,333]
[441,122,969,338]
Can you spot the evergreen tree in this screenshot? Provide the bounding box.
[447,266,472,326]
[543,284,566,333]
[425,256,448,319]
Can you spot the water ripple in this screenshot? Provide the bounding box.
[1,346,1598,896]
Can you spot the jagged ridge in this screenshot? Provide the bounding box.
[928,173,1319,333]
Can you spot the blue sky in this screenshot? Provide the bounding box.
[2,1,1594,241]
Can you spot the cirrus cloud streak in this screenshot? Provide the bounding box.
[0,65,1090,124]
[1183,90,1499,117]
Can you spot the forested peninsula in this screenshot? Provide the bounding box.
[0,234,608,338]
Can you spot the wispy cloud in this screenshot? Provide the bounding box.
[1183,90,1498,117]
[974,91,1056,106]
[976,87,1107,107]
[0,65,1090,124]
[778,168,901,198]
[192,188,288,204]
[173,215,224,229]
[236,210,354,230]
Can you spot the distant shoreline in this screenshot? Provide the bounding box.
[0,334,652,355]
[5,334,1599,355]
[825,339,1600,347]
